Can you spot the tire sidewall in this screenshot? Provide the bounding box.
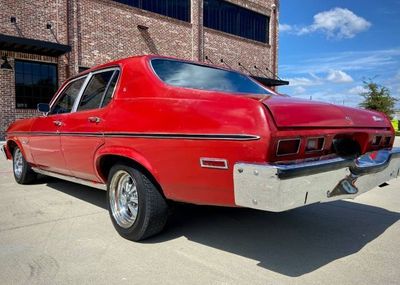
[13,147,27,184]
[107,164,149,239]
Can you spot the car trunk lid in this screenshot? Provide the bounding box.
[262,96,388,128]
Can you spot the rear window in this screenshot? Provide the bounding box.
[151,59,271,95]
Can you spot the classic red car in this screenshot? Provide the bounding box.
[2,55,400,241]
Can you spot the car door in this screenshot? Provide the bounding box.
[60,68,120,182]
[29,76,88,175]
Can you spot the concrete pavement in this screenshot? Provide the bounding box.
[0,140,399,284]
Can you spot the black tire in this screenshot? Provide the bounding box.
[12,147,37,184]
[107,164,169,241]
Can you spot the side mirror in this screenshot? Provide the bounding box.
[37,103,50,115]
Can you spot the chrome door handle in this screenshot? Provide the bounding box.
[53,120,62,127]
[88,117,101,123]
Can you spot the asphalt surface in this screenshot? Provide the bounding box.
[0,140,400,285]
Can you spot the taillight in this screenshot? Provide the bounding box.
[276,138,301,156]
[384,136,392,146]
[305,137,324,152]
[372,135,382,146]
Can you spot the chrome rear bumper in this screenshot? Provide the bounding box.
[234,148,400,212]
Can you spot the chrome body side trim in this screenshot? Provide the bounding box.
[6,131,260,141]
[234,148,400,212]
[31,167,107,191]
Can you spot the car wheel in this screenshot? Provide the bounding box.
[13,147,37,184]
[107,164,169,241]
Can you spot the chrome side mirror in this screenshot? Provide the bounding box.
[37,103,50,116]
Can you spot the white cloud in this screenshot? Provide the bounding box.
[279,24,293,32]
[348,85,367,95]
[287,77,319,86]
[326,69,354,83]
[280,48,400,74]
[294,86,306,94]
[280,8,371,39]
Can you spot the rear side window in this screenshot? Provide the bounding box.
[51,77,86,114]
[151,58,271,95]
[101,70,120,107]
[77,71,114,111]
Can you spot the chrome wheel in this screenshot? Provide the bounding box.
[13,148,23,179]
[109,170,139,228]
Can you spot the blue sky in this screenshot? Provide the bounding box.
[278,0,400,108]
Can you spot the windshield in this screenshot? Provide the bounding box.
[151,58,272,95]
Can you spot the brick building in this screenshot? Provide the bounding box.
[0,0,284,139]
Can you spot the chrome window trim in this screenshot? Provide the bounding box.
[148,58,273,95]
[101,69,121,105]
[305,136,326,153]
[49,67,120,114]
[71,75,92,113]
[276,138,301,157]
[49,74,89,114]
[75,67,120,112]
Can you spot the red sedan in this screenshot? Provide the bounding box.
[2,55,400,241]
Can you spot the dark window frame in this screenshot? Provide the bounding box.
[77,69,120,112]
[203,0,270,43]
[14,59,58,109]
[48,66,121,115]
[113,0,191,22]
[49,76,87,115]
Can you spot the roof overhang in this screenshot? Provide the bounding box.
[252,76,289,87]
[0,34,71,57]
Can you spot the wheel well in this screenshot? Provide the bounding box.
[7,140,18,157]
[98,155,165,197]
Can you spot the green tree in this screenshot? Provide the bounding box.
[359,80,397,119]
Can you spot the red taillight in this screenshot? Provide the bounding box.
[305,137,324,152]
[277,139,301,156]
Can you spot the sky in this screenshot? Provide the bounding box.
[278,0,400,108]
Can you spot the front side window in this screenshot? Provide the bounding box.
[151,59,271,95]
[51,77,86,114]
[15,60,58,109]
[77,71,115,111]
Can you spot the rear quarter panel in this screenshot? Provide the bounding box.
[97,94,271,206]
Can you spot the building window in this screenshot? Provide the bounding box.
[114,0,190,22]
[15,60,58,109]
[204,0,269,43]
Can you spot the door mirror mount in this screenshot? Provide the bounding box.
[37,103,50,116]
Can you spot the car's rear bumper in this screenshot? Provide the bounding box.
[234,148,400,212]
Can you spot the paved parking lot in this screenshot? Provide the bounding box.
[1,140,400,285]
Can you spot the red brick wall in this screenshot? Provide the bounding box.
[0,0,279,139]
[0,51,61,139]
[78,0,193,67]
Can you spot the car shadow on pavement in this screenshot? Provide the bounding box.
[44,177,108,210]
[44,178,399,277]
[149,201,400,277]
